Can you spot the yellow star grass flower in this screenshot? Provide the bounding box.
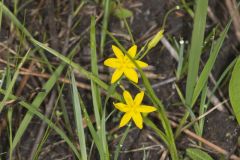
[114,90,157,129]
[104,45,148,83]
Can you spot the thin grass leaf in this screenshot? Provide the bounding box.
[71,71,87,160]
[0,49,30,112]
[176,39,185,80]
[90,16,102,129]
[185,0,208,107]
[143,118,169,146]
[114,123,131,160]
[78,93,106,160]
[0,88,81,159]
[207,58,237,106]
[100,0,110,56]
[7,107,13,160]
[0,0,3,31]
[191,21,231,106]
[91,16,110,159]
[229,57,240,124]
[198,84,208,137]
[6,65,13,159]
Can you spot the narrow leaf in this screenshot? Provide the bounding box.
[71,71,87,160]
[229,57,240,124]
[186,148,213,160]
[185,0,208,106]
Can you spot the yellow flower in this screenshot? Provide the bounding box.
[104,45,148,83]
[114,90,157,129]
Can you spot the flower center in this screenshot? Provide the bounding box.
[121,57,133,69]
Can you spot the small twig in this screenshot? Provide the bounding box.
[160,37,179,61]
[160,150,168,160]
[19,70,91,90]
[151,77,176,89]
[181,100,229,131]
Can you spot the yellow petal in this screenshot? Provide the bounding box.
[123,68,138,83]
[137,105,157,113]
[132,112,143,129]
[127,45,137,58]
[112,45,124,59]
[114,103,130,112]
[123,90,134,105]
[136,60,148,68]
[134,91,144,106]
[111,69,123,83]
[104,58,120,68]
[119,112,132,128]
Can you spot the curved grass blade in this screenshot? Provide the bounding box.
[71,71,87,160]
[100,0,110,56]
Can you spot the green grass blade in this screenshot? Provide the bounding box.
[191,21,231,106]
[0,88,81,159]
[100,0,111,56]
[12,62,65,150]
[0,49,30,112]
[90,16,102,129]
[207,58,237,106]
[0,0,3,31]
[198,83,208,137]
[176,39,185,80]
[5,64,13,159]
[229,57,240,124]
[114,124,131,160]
[78,92,106,160]
[185,0,208,106]
[71,71,87,160]
[144,118,169,146]
[91,16,110,159]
